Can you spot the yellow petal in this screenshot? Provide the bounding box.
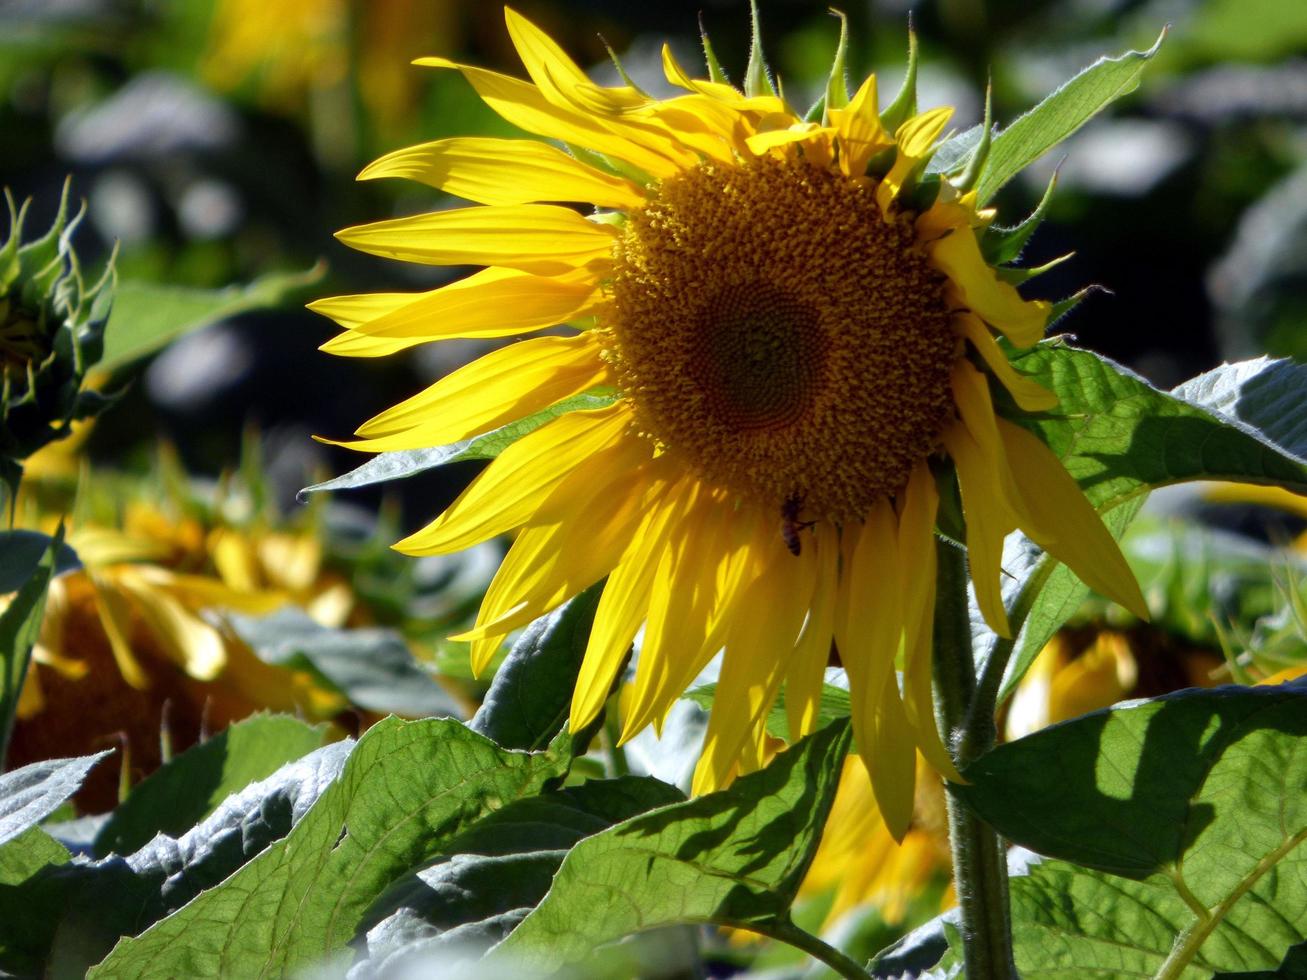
[830,73,890,177]
[785,523,839,741]
[336,204,617,275]
[359,136,644,209]
[395,404,632,556]
[415,56,682,178]
[956,313,1058,412]
[89,574,151,689]
[941,421,1014,638]
[877,106,954,212]
[692,534,817,795]
[570,480,693,730]
[111,568,227,681]
[930,226,1051,348]
[835,498,904,771]
[997,418,1149,621]
[341,333,608,450]
[870,674,917,842]
[314,268,600,359]
[896,463,962,783]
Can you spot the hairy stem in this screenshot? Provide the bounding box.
[933,536,1019,980]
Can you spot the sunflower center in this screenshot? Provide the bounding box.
[603,154,958,522]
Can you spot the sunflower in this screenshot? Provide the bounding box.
[314,8,1148,833]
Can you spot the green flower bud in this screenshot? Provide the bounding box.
[0,180,116,500]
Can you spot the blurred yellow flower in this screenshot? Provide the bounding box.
[8,490,355,811]
[317,8,1147,835]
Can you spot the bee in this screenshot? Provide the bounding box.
[780,493,815,556]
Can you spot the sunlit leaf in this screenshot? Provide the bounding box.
[488,720,851,973]
[89,719,571,978]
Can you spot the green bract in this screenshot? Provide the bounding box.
[0,182,115,494]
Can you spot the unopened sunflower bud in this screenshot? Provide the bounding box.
[0,180,116,499]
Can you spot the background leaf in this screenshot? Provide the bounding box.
[98,265,323,372]
[89,719,571,979]
[0,828,72,976]
[229,609,462,718]
[488,719,852,974]
[0,526,62,761]
[975,33,1164,204]
[0,529,79,592]
[93,713,329,857]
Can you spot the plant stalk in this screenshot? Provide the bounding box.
[932,536,1019,980]
[736,919,872,980]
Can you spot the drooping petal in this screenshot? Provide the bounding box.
[342,332,608,449]
[896,462,961,782]
[955,313,1058,412]
[335,204,618,275]
[930,225,1051,348]
[691,535,817,794]
[88,574,151,689]
[997,418,1149,620]
[362,136,645,209]
[570,479,695,730]
[314,268,600,358]
[870,672,917,842]
[460,454,657,673]
[111,569,227,681]
[394,404,633,556]
[835,498,905,778]
[785,522,839,741]
[941,420,1014,638]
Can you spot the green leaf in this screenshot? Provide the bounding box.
[957,685,1307,976]
[1004,857,1305,978]
[0,752,111,846]
[990,348,1307,697]
[488,719,852,973]
[0,525,61,761]
[229,609,462,718]
[89,719,571,979]
[974,32,1165,205]
[0,529,79,592]
[49,742,354,977]
[684,680,851,744]
[94,714,329,858]
[470,583,603,751]
[299,392,616,498]
[982,168,1059,266]
[1011,347,1307,510]
[357,777,684,974]
[98,264,323,372]
[0,827,72,976]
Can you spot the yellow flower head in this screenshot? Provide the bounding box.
[316,8,1148,835]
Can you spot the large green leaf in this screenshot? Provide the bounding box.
[974,34,1164,204]
[356,776,684,977]
[956,685,1307,976]
[0,526,61,760]
[49,741,354,977]
[990,348,1307,698]
[89,719,571,979]
[470,583,603,752]
[99,265,323,371]
[94,713,329,857]
[488,719,852,973]
[1002,856,1305,978]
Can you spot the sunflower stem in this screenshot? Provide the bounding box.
[932,536,1018,980]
